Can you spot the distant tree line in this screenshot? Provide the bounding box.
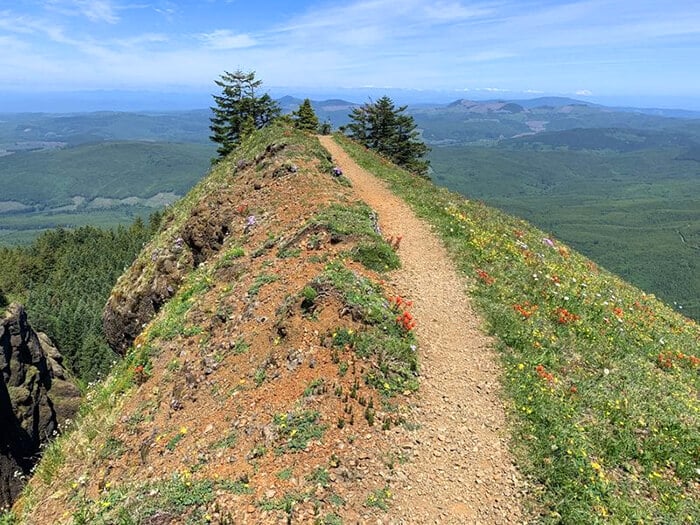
[0,214,160,383]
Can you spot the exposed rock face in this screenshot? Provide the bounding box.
[102,231,194,356]
[102,142,292,357]
[0,304,80,509]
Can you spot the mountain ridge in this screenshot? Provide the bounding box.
[6,123,700,524]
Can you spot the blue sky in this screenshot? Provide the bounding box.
[2,1,700,106]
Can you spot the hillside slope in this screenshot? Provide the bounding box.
[336,135,700,523]
[12,124,437,524]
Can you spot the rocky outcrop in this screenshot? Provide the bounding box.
[102,145,291,356]
[0,304,80,508]
[101,236,193,356]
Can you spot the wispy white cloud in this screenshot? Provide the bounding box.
[197,29,256,50]
[466,50,517,62]
[44,0,121,24]
[114,33,169,48]
[421,1,494,22]
[575,89,593,96]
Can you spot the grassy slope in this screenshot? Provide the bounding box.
[429,146,700,321]
[336,135,700,523]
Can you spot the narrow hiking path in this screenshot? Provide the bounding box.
[319,136,525,524]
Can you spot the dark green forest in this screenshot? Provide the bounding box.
[0,215,160,383]
[429,145,700,321]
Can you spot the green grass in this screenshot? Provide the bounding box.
[311,202,380,238]
[68,474,216,524]
[247,272,279,296]
[277,467,294,480]
[212,430,238,450]
[335,134,700,523]
[303,378,325,397]
[306,467,331,488]
[308,202,401,272]
[98,437,127,460]
[364,487,391,511]
[146,270,212,341]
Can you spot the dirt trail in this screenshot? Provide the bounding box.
[319,136,525,524]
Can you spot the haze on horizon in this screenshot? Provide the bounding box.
[1,0,700,110]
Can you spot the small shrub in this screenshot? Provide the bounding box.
[351,241,401,272]
[232,338,249,355]
[166,428,187,451]
[216,246,245,268]
[303,378,325,397]
[248,273,279,296]
[218,476,252,494]
[273,410,326,453]
[365,487,391,511]
[99,437,127,460]
[306,467,330,488]
[212,430,238,449]
[277,467,293,480]
[254,367,266,387]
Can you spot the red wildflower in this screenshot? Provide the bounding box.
[555,308,580,324]
[389,296,417,331]
[475,268,495,285]
[513,302,538,319]
[387,235,403,251]
[535,364,555,383]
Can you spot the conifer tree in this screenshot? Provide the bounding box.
[209,70,280,159]
[292,98,320,132]
[346,96,430,176]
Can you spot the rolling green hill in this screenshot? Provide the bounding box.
[0,141,214,244]
[0,141,214,205]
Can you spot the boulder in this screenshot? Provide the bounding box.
[0,304,80,508]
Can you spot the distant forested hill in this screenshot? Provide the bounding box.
[427,118,700,321]
[0,141,213,244]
